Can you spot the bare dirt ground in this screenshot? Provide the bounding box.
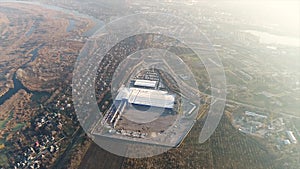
[78,142,125,169]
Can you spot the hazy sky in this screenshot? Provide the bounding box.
[214,0,300,37]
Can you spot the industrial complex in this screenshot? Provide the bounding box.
[92,68,198,147]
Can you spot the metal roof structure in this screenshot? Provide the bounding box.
[115,87,175,109]
[286,131,297,144]
[134,79,157,88]
[245,111,267,119]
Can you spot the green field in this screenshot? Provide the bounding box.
[12,123,25,131]
[0,153,8,167]
[0,120,7,129]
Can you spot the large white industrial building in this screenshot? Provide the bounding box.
[115,86,175,109]
[115,78,175,109]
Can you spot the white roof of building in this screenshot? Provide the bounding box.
[286,131,297,142]
[245,111,267,118]
[134,79,157,88]
[115,87,175,109]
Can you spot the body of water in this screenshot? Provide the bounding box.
[243,30,300,47]
[0,44,49,105]
[0,0,104,106]
[25,24,36,37]
[66,19,76,32]
[0,73,30,105]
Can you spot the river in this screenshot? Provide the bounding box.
[243,30,300,47]
[66,19,76,32]
[0,44,47,105]
[0,73,30,105]
[0,0,104,106]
